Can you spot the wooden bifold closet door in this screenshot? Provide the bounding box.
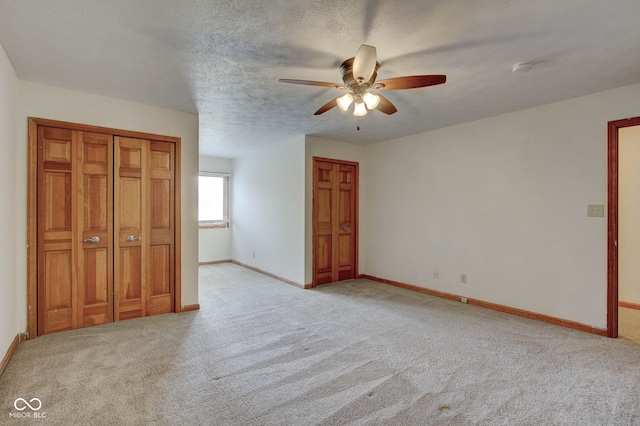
[36,122,177,335]
[312,157,358,286]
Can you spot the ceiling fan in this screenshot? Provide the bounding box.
[279,44,446,117]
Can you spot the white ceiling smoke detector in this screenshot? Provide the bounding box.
[512,62,533,73]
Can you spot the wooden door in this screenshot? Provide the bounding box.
[34,120,178,335]
[114,137,176,320]
[114,136,148,320]
[313,158,358,285]
[147,141,176,315]
[77,132,113,328]
[37,126,77,335]
[37,128,114,334]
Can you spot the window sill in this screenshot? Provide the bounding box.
[199,222,230,229]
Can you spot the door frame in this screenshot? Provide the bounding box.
[311,156,359,287]
[607,116,640,338]
[27,117,183,339]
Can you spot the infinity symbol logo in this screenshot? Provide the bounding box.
[14,398,42,411]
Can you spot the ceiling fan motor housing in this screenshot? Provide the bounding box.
[340,58,380,90]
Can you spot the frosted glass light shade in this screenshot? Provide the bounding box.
[353,44,377,84]
[362,92,380,110]
[353,101,368,117]
[337,93,354,111]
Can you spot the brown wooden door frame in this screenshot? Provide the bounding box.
[607,116,640,338]
[27,117,182,339]
[312,157,359,287]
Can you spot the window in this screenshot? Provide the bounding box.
[199,173,230,228]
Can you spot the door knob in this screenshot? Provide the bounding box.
[126,235,142,242]
[342,226,349,231]
[83,236,100,243]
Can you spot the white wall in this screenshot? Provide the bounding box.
[17,81,200,330]
[363,83,640,329]
[232,136,306,285]
[0,42,19,356]
[199,155,232,263]
[304,136,367,285]
[619,125,640,304]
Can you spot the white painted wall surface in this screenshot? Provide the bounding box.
[232,136,306,285]
[200,156,232,173]
[619,125,640,304]
[304,136,367,285]
[363,84,640,328]
[199,155,232,263]
[17,81,200,329]
[0,42,19,356]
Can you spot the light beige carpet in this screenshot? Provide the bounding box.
[2,263,640,425]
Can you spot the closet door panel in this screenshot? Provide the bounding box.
[38,127,77,335]
[337,165,357,281]
[313,161,334,285]
[148,141,175,315]
[114,137,148,321]
[77,132,113,327]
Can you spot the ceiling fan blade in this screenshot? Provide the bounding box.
[314,97,339,115]
[376,75,446,90]
[279,79,343,88]
[375,94,397,115]
[353,44,377,84]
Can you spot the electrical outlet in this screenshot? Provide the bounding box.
[252,252,255,259]
[433,270,439,279]
[587,204,604,217]
[461,274,467,284]
[461,297,468,303]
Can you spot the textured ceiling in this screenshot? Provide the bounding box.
[1,1,640,158]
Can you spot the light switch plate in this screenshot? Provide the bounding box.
[587,204,604,217]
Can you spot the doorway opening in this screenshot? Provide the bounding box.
[607,116,640,339]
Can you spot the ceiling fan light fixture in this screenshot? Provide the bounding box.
[363,92,380,110]
[337,93,354,111]
[353,101,368,117]
[279,44,446,118]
